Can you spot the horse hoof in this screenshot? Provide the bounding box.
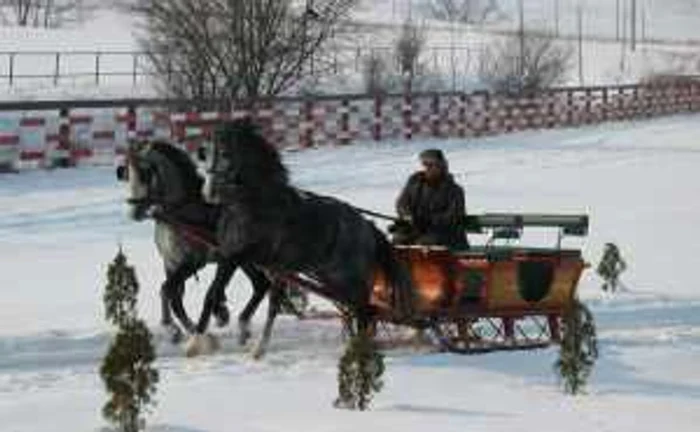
[164,324,184,344]
[252,346,266,360]
[185,333,221,357]
[214,305,231,328]
[238,322,252,346]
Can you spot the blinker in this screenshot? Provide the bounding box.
[116,165,128,181]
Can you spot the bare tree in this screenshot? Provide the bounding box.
[361,48,390,95]
[395,20,427,92]
[0,0,94,27]
[128,0,357,109]
[479,34,572,96]
[0,0,33,25]
[427,0,500,24]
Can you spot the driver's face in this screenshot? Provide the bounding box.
[421,158,442,181]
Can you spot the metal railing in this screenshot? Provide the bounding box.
[0,45,487,88]
[0,51,150,86]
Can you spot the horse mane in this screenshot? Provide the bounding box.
[216,119,289,187]
[149,140,204,197]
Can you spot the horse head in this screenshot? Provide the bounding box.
[116,139,204,221]
[207,119,289,203]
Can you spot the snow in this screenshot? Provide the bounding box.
[2,1,700,430]
[4,1,700,99]
[2,113,700,431]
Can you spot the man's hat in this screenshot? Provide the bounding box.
[419,148,448,171]
[419,148,445,162]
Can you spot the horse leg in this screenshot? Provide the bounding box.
[238,264,271,346]
[164,262,200,336]
[160,267,177,326]
[212,274,232,328]
[160,275,188,343]
[195,259,237,334]
[252,283,282,360]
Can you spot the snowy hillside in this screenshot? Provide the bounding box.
[1,113,700,431]
[3,1,700,99]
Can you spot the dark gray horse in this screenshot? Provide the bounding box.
[118,140,270,344]
[195,119,415,358]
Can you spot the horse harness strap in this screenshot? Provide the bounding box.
[152,211,220,251]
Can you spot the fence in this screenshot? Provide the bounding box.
[1,81,698,171]
[0,45,486,89]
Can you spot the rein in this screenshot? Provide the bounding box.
[296,188,400,223]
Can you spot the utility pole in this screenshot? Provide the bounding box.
[631,0,637,51]
[518,0,525,81]
[620,0,627,75]
[641,1,646,44]
[616,0,620,41]
[577,5,584,86]
[554,0,560,37]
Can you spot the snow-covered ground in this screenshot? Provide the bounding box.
[1,113,699,431]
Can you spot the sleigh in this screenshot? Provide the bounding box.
[370,213,592,353]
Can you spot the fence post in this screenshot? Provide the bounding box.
[403,85,413,141]
[482,92,492,136]
[566,89,574,125]
[373,93,382,141]
[584,88,592,123]
[301,99,314,148]
[54,53,60,86]
[602,87,609,122]
[167,57,173,88]
[431,93,440,137]
[127,105,137,142]
[58,107,73,165]
[618,87,624,120]
[546,90,555,128]
[644,85,653,118]
[95,52,101,85]
[8,53,15,86]
[458,93,467,137]
[687,84,692,112]
[132,53,138,86]
[691,83,697,112]
[339,99,351,145]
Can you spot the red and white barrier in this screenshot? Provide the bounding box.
[0,134,19,171]
[3,83,700,172]
[0,116,19,171]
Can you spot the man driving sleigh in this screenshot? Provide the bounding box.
[390,148,469,250]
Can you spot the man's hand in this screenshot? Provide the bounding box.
[388,217,414,234]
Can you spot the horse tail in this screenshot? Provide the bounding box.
[372,225,414,320]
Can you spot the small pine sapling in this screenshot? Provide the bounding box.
[597,243,627,293]
[555,299,598,395]
[100,249,159,432]
[335,329,385,411]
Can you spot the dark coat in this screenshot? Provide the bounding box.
[394,172,468,249]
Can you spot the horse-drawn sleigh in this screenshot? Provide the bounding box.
[370,213,591,355]
[118,118,596,408]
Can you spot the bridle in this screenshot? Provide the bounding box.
[117,148,173,213]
